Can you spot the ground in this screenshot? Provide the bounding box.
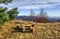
[0,20,60,39]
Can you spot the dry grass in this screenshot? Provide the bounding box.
[0,20,60,39]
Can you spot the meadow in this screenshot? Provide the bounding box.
[0,20,60,39]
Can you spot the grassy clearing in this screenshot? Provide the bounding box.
[0,20,60,39]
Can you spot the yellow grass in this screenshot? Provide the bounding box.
[0,20,60,39]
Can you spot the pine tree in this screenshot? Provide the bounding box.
[0,0,19,25]
[0,7,9,25]
[0,0,13,25]
[0,0,12,4]
[7,8,19,20]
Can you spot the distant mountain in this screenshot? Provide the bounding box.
[16,16,37,21]
[16,16,60,22]
[47,16,60,22]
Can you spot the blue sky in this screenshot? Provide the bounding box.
[0,0,60,17]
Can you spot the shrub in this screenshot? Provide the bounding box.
[36,8,49,23]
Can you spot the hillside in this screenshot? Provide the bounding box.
[0,20,60,39]
[16,16,60,22]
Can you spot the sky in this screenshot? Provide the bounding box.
[0,0,60,17]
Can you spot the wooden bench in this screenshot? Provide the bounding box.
[12,24,34,33]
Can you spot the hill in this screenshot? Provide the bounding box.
[16,16,60,22]
[0,20,60,39]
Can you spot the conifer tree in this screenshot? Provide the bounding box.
[7,8,19,20]
[0,0,13,25]
[0,0,19,25]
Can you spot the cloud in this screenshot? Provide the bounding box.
[0,0,60,10]
[15,0,60,10]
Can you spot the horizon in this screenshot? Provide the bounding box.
[0,0,60,17]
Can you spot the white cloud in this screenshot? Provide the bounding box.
[46,0,60,2]
[19,3,60,10]
[14,0,60,9]
[0,0,60,10]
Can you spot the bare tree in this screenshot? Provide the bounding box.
[29,9,35,16]
[38,8,47,17]
[29,9,35,21]
[37,8,49,23]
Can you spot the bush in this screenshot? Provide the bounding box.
[36,8,49,23]
[36,17,49,23]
